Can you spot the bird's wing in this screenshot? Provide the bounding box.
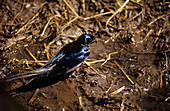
[40,48,66,69]
[40,43,75,69]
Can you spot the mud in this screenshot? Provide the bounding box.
[0,0,169,110]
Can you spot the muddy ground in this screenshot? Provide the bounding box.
[0,0,169,111]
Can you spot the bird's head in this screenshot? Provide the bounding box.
[77,34,96,45]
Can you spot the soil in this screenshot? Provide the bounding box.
[0,0,169,111]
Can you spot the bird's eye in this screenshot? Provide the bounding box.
[86,38,91,44]
[77,34,95,45]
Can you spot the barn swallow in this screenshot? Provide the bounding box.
[5,34,96,92]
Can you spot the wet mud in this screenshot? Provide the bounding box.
[0,0,169,110]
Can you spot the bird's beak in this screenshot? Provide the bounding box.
[92,39,97,44]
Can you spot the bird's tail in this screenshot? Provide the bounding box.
[5,68,49,81]
[5,64,57,82]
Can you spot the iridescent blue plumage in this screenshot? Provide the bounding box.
[41,34,93,70]
[6,34,96,92]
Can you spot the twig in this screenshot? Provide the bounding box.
[114,61,134,84]
[15,11,39,35]
[106,0,129,26]
[13,0,25,21]
[110,86,125,95]
[40,15,61,37]
[101,52,119,66]
[136,13,169,34]
[100,20,124,30]
[82,0,85,12]
[15,2,47,35]
[79,96,87,111]
[40,92,48,99]
[25,48,37,61]
[128,8,144,21]
[147,14,168,26]
[105,80,114,93]
[63,0,79,17]
[159,70,163,89]
[28,88,39,104]
[165,51,168,68]
[38,31,52,42]
[84,61,99,74]
[25,48,44,66]
[44,43,50,60]
[4,5,19,23]
[144,29,154,40]
[76,23,94,31]
[120,97,125,111]
[116,0,123,7]
[154,27,162,44]
[84,11,115,20]
[62,16,79,30]
[86,59,105,64]
[62,3,68,20]
[105,33,120,43]
[102,49,123,66]
[130,0,144,7]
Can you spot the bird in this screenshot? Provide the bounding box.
[5,34,96,92]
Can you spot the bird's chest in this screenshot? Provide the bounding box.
[66,46,90,60]
[60,46,90,67]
